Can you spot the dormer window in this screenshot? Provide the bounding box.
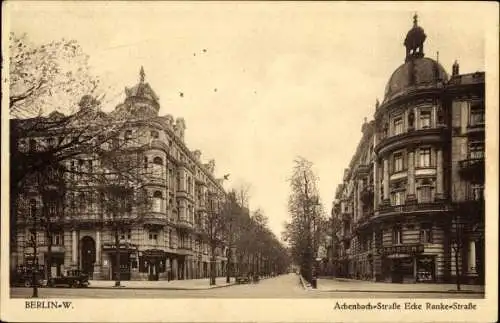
[151,130,159,139]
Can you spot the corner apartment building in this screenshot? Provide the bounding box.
[12,68,230,281]
[331,16,485,284]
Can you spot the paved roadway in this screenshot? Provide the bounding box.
[10,274,483,299]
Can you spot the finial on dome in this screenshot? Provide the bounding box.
[375,98,380,109]
[452,60,460,76]
[404,13,426,62]
[140,66,145,83]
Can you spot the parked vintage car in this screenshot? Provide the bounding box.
[11,265,46,288]
[235,275,251,284]
[48,270,90,288]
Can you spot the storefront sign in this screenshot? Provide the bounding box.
[377,244,424,256]
[143,249,165,258]
[102,243,137,251]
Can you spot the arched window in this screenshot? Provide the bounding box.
[153,191,162,213]
[152,157,163,178]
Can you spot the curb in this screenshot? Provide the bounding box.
[88,282,237,291]
[316,289,483,294]
[298,275,312,291]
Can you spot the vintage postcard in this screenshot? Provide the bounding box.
[1,1,498,322]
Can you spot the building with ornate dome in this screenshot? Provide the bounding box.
[331,15,485,284]
[12,67,232,281]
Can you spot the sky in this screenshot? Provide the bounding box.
[7,1,489,240]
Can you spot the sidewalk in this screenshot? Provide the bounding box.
[314,277,484,294]
[88,277,236,290]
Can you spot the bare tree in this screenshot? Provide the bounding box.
[283,157,324,284]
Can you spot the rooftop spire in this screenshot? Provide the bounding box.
[140,66,145,83]
[413,13,418,27]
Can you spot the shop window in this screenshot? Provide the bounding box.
[419,148,431,167]
[420,111,431,129]
[392,227,402,245]
[393,152,404,173]
[469,142,484,159]
[417,185,434,203]
[393,117,403,135]
[420,224,433,243]
[469,102,485,126]
[139,257,147,273]
[131,260,138,269]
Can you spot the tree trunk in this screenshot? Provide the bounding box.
[226,248,231,283]
[210,244,216,285]
[114,226,121,287]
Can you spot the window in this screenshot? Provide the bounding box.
[393,152,404,173]
[419,148,431,167]
[469,142,484,159]
[149,230,158,242]
[469,184,484,201]
[392,227,402,245]
[469,102,485,126]
[124,130,133,141]
[120,229,132,240]
[152,157,163,178]
[152,191,162,213]
[393,117,403,135]
[420,224,433,243]
[417,186,434,203]
[52,232,63,245]
[391,190,405,206]
[151,130,159,139]
[144,157,148,170]
[420,111,431,129]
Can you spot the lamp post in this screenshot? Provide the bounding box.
[30,199,39,298]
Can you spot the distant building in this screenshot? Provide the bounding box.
[12,68,230,281]
[330,15,485,284]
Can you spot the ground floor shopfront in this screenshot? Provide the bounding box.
[14,230,229,282]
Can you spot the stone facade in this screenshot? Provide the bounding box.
[330,16,485,285]
[12,68,230,281]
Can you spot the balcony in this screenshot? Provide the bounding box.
[353,164,371,179]
[374,127,447,156]
[360,185,374,204]
[341,211,352,222]
[377,202,451,216]
[142,212,167,226]
[176,219,193,230]
[458,158,485,181]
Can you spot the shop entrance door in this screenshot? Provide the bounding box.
[81,236,96,279]
[391,260,404,283]
[148,262,159,281]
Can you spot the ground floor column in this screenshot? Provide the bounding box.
[468,240,477,275]
[71,229,78,268]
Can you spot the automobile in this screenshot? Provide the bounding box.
[235,275,251,284]
[11,265,45,288]
[48,270,90,288]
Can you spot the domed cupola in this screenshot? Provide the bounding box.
[121,66,160,118]
[383,14,448,102]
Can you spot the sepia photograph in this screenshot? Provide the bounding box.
[1,1,498,322]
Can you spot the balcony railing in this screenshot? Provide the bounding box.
[458,158,484,180]
[377,202,451,215]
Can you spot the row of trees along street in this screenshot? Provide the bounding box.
[9,32,290,296]
[282,157,330,286]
